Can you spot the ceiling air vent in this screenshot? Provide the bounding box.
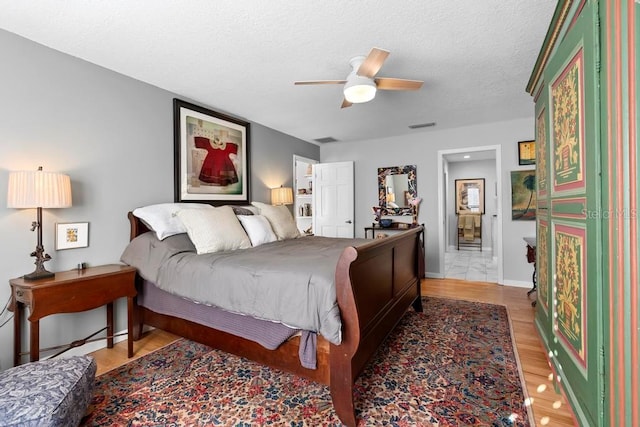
[408,122,436,129]
[313,136,338,143]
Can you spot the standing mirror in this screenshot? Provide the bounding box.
[377,165,417,216]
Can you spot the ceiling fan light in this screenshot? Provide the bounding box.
[343,75,377,103]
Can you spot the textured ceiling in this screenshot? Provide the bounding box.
[0,1,556,144]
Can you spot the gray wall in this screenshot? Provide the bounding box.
[320,118,536,285]
[0,29,318,370]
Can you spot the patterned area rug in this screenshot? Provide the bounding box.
[82,297,531,426]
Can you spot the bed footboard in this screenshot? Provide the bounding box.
[331,226,424,426]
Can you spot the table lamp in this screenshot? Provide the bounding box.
[271,185,293,206]
[7,166,72,280]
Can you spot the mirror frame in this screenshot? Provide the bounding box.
[454,178,485,214]
[377,165,417,216]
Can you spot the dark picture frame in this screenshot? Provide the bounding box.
[518,140,536,165]
[377,165,417,216]
[173,99,250,205]
[455,178,485,214]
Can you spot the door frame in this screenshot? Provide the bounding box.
[437,145,503,284]
[293,155,319,234]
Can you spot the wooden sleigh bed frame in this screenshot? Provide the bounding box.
[127,212,424,426]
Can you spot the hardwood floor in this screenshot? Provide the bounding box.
[88,278,576,426]
[89,328,180,376]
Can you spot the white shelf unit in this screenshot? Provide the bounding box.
[293,155,318,235]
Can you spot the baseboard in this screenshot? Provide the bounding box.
[502,279,536,289]
[425,272,445,279]
[41,326,154,360]
[447,248,487,254]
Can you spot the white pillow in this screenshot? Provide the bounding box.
[238,215,277,247]
[176,206,251,254]
[251,201,301,240]
[132,203,213,240]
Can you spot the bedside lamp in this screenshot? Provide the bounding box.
[7,166,72,280]
[271,186,293,206]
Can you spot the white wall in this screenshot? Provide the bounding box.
[320,118,536,286]
[0,29,319,370]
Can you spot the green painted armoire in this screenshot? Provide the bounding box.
[527,1,639,426]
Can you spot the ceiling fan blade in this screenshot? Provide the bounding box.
[357,47,390,78]
[375,77,424,91]
[341,98,353,108]
[294,80,347,85]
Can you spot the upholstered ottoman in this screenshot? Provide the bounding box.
[0,355,96,427]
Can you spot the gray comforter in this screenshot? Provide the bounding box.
[121,232,368,345]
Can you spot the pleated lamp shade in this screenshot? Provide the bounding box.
[7,169,72,209]
[271,186,293,206]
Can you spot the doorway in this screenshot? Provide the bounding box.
[437,145,503,284]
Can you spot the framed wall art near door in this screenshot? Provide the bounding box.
[455,178,485,214]
[511,169,536,220]
[173,98,250,204]
[518,140,536,165]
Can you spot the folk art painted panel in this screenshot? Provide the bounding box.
[536,108,547,196]
[553,223,586,368]
[551,48,585,193]
[537,220,549,312]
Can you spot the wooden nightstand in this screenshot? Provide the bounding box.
[9,264,137,366]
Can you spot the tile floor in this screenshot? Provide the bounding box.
[444,249,498,282]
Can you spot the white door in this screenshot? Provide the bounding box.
[312,161,354,238]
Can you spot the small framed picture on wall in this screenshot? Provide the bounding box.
[518,140,536,165]
[55,222,89,250]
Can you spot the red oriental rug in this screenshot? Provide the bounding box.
[82,297,532,426]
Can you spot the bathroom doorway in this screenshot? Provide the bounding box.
[437,145,503,284]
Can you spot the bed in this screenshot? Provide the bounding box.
[124,208,424,426]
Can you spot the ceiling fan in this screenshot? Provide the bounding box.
[294,47,424,108]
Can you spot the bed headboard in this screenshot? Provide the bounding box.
[127,211,151,241]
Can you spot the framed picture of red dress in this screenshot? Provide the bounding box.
[173,98,250,204]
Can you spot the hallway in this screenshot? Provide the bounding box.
[444,249,498,282]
